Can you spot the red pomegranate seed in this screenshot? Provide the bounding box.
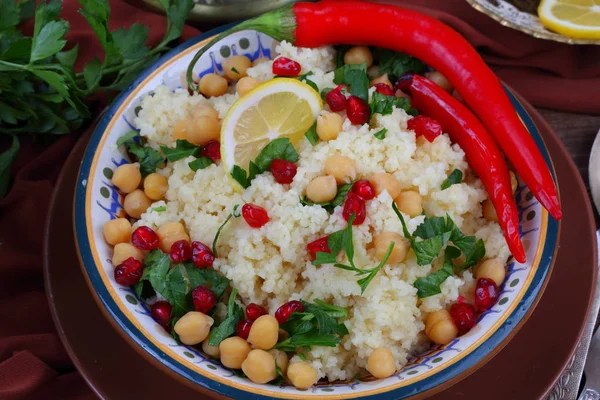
[246,303,268,321]
[275,300,304,324]
[270,159,297,184]
[394,73,415,93]
[449,302,477,335]
[272,57,301,77]
[131,226,159,250]
[150,301,172,330]
[170,240,192,262]
[346,96,370,125]
[237,319,253,340]
[351,180,375,200]
[242,204,269,228]
[325,85,347,112]
[192,241,214,268]
[374,83,395,96]
[474,278,499,312]
[200,140,221,161]
[306,236,330,261]
[343,193,366,225]
[114,257,143,286]
[191,286,217,314]
[407,115,442,143]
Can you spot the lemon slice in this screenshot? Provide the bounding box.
[538,0,600,39]
[220,78,322,186]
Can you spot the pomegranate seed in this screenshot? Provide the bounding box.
[114,257,143,286]
[351,180,375,200]
[474,278,499,312]
[150,301,173,330]
[346,96,370,125]
[170,240,192,262]
[200,140,221,161]
[374,83,395,96]
[237,319,253,339]
[270,159,297,184]
[191,286,217,314]
[449,302,477,335]
[342,193,366,225]
[246,303,268,321]
[394,73,415,93]
[242,204,269,228]
[131,226,159,250]
[275,300,304,324]
[272,57,301,77]
[191,241,214,268]
[306,236,330,261]
[325,85,347,112]
[407,115,442,142]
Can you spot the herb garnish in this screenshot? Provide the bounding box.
[373,127,387,140]
[207,288,244,346]
[212,204,241,257]
[370,92,418,117]
[372,48,425,80]
[304,121,319,146]
[300,181,354,213]
[441,169,463,190]
[160,139,201,162]
[333,63,369,101]
[231,66,239,74]
[297,72,318,92]
[188,156,213,171]
[151,206,166,212]
[118,131,164,177]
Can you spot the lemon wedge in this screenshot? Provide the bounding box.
[220,78,322,187]
[538,0,600,39]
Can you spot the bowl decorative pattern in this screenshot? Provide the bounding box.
[74,26,559,399]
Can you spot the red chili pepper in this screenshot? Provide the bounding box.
[409,75,525,263]
[186,0,561,220]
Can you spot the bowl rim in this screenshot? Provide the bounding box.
[73,23,560,400]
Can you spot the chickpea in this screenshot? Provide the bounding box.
[174,311,214,345]
[369,173,402,199]
[247,315,279,350]
[202,338,221,358]
[192,104,219,120]
[186,115,221,146]
[370,73,392,88]
[269,349,289,375]
[316,112,343,141]
[199,73,228,98]
[374,232,410,264]
[394,191,423,218]
[343,46,373,68]
[426,317,458,345]
[510,171,518,194]
[103,218,132,246]
[144,173,168,201]
[425,309,452,336]
[112,242,144,266]
[367,348,396,379]
[157,222,190,253]
[112,163,141,193]
[252,57,270,67]
[287,361,318,390]
[324,155,357,184]
[171,119,188,140]
[236,77,261,97]
[219,336,251,369]
[241,349,277,384]
[223,55,252,80]
[482,199,498,222]
[123,189,152,219]
[475,258,506,287]
[306,175,337,203]
[424,71,453,93]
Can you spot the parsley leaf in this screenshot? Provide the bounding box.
[127,143,164,177]
[151,206,166,212]
[184,263,230,300]
[188,156,213,171]
[208,288,244,346]
[161,140,201,162]
[299,181,354,213]
[0,134,19,198]
[372,48,425,81]
[441,169,463,190]
[413,247,458,298]
[373,128,387,140]
[134,249,171,299]
[116,130,140,146]
[212,204,241,257]
[333,63,369,101]
[370,92,415,116]
[304,122,318,146]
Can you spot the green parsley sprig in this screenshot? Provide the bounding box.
[212,204,241,257]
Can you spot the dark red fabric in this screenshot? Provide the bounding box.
[0,0,597,398]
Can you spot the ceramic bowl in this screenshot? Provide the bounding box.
[74,24,560,399]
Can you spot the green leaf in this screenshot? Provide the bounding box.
[188,156,213,171]
[356,241,394,294]
[303,300,349,335]
[19,0,35,20]
[413,216,448,239]
[151,206,166,212]
[55,45,79,68]
[212,204,241,257]
[441,169,463,190]
[370,92,413,116]
[160,139,201,162]
[333,63,369,101]
[128,143,164,177]
[331,182,354,207]
[231,165,249,189]
[140,249,171,299]
[372,48,425,80]
[30,20,69,62]
[112,23,149,60]
[165,265,192,318]
[253,138,299,171]
[313,251,337,266]
[304,121,318,146]
[117,130,140,146]
[373,128,387,140]
[2,38,32,61]
[0,134,19,198]
[83,57,102,90]
[208,288,244,346]
[327,229,346,258]
[161,0,194,44]
[275,333,341,352]
[33,1,62,37]
[0,0,20,30]
[184,263,230,300]
[412,232,452,266]
[334,45,351,69]
[414,261,454,298]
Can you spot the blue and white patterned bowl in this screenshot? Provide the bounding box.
[74,24,560,399]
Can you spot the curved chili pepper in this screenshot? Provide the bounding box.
[185,0,561,220]
[409,75,525,263]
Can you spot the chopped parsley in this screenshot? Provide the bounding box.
[207,288,244,346]
[151,206,166,212]
[372,48,425,81]
[297,71,318,92]
[300,181,354,213]
[441,169,463,190]
[333,62,369,101]
[212,204,241,257]
[370,91,417,116]
[188,156,213,171]
[160,139,201,162]
[373,127,387,140]
[117,131,164,177]
[304,121,319,146]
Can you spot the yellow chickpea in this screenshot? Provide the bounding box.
[306,175,337,203]
[287,361,318,390]
[427,318,458,345]
[324,155,357,184]
[223,55,252,80]
[186,115,221,146]
[425,309,452,336]
[475,258,506,287]
[394,191,423,218]
[269,349,289,375]
[374,232,410,264]
[510,171,518,194]
[171,119,188,140]
[316,112,343,141]
[219,336,251,369]
[370,73,392,88]
[123,189,152,219]
[367,348,396,379]
[144,173,168,201]
[202,338,221,358]
[252,57,270,67]
[248,315,279,350]
[424,71,453,93]
[192,104,219,120]
[112,163,141,193]
[174,311,214,345]
[343,46,373,68]
[199,73,228,97]
[157,222,190,253]
[236,77,261,97]
[112,242,144,266]
[369,173,402,199]
[103,218,132,246]
[241,349,277,384]
[482,199,498,222]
